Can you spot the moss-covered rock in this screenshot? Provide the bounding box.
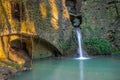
[84,38,111,55]
[0,0,77,62]
[81,0,120,54]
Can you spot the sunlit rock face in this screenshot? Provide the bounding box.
[81,0,120,52]
[26,0,75,55]
[0,0,77,62]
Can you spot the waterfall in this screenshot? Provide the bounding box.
[76,28,83,57]
[75,28,89,60]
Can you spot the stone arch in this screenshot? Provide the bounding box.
[8,34,62,59]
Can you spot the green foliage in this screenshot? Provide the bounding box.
[84,38,111,55]
[10,63,21,69]
[112,51,120,55]
[59,39,69,50]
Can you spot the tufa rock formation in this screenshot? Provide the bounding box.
[0,0,77,65]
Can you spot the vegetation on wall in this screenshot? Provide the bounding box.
[80,13,111,55]
[81,0,120,55]
[84,38,111,55]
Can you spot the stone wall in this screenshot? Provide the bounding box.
[0,0,77,62]
[81,0,120,52]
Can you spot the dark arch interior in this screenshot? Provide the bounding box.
[70,14,82,27]
[10,39,30,58]
[65,0,82,27]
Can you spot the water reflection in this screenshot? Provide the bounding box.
[79,60,84,80]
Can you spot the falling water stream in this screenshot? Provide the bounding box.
[75,28,89,60]
[76,28,83,57]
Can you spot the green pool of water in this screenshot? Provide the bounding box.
[12,56,120,80]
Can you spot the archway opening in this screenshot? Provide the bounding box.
[10,39,30,58]
[70,14,82,28]
[65,0,82,28]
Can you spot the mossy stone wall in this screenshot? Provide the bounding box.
[81,0,120,53]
